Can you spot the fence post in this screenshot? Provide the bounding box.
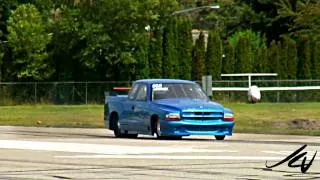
[54,82,57,104]
[72,82,75,104]
[227,81,230,103]
[1,83,3,105]
[276,80,280,102]
[34,82,37,104]
[85,82,88,105]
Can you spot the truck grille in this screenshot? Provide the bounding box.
[181,110,223,120]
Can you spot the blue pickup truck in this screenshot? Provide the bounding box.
[104,79,235,140]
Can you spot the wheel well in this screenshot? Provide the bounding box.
[150,114,159,134]
[109,111,118,130]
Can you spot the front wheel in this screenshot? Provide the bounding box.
[215,135,225,141]
[155,119,161,138]
[126,134,138,138]
[155,120,182,140]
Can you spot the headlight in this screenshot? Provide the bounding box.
[223,113,234,121]
[165,112,181,121]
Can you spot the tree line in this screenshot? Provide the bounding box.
[0,0,319,82]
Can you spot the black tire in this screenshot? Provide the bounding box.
[215,135,225,140]
[113,115,138,138]
[154,119,182,140]
[155,119,162,138]
[165,136,182,140]
[125,134,138,138]
[113,115,123,138]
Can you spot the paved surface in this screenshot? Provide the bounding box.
[0,126,319,180]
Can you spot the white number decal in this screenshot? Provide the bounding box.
[152,84,162,89]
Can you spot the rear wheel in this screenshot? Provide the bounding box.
[113,116,123,138]
[215,135,225,140]
[113,117,138,138]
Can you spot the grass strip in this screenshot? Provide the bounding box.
[1,103,319,136]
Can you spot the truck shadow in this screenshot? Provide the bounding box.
[132,136,320,145]
[4,129,320,145]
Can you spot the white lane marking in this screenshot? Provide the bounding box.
[262,151,296,155]
[0,140,237,155]
[55,154,307,160]
[262,150,318,158]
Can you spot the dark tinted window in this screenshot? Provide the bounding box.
[152,83,208,101]
[135,84,147,101]
[128,84,139,100]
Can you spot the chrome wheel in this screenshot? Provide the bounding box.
[156,120,161,138]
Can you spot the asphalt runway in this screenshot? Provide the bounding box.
[0,126,319,180]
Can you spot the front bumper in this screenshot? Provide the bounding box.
[160,119,234,136]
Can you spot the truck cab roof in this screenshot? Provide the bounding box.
[135,79,196,85]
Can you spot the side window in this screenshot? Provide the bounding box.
[128,84,139,100]
[135,84,147,101]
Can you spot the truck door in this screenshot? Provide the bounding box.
[132,84,150,133]
[121,84,139,130]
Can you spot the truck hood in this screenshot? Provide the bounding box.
[153,98,224,111]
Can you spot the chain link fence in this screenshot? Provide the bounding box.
[0,80,319,105]
[0,81,131,105]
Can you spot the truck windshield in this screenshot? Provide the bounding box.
[152,83,208,101]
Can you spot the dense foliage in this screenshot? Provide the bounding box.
[0,0,319,82]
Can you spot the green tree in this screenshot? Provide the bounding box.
[172,18,179,78]
[206,29,222,80]
[266,40,281,102]
[148,30,163,78]
[195,0,258,38]
[0,44,3,81]
[146,0,179,79]
[85,0,142,81]
[0,0,19,81]
[47,0,161,81]
[279,35,298,101]
[7,4,52,80]
[230,30,265,71]
[277,0,320,39]
[311,39,320,79]
[177,17,192,80]
[222,41,235,74]
[234,0,319,43]
[0,0,18,40]
[268,41,281,76]
[234,35,252,73]
[253,45,268,73]
[297,35,312,79]
[192,31,205,81]
[135,34,149,79]
[282,36,297,79]
[278,40,288,79]
[162,18,178,78]
[48,7,86,81]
